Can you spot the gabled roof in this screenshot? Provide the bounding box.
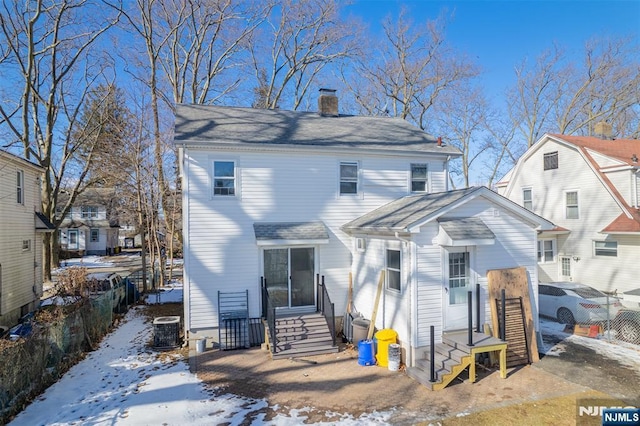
[498,133,640,234]
[173,104,461,156]
[548,134,640,234]
[0,150,44,172]
[58,188,116,206]
[548,134,639,167]
[342,186,554,234]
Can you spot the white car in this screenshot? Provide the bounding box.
[538,282,622,325]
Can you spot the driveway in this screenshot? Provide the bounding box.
[537,323,640,406]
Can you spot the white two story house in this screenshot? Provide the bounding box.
[497,130,640,298]
[0,150,54,326]
[57,188,120,257]
[175,91,553,368]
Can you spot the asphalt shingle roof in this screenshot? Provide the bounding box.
[254,222,329,241]
[342,187,481,232]
[438,217,495,240]
[174,104,461,155]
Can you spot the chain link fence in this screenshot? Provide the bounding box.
[540,283,640,346]
[0,291,115,424]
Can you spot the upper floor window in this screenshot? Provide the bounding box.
[16,170,24,204]
[82,206,99,218]
[213,161,236,196]
[410,163,428,192]
[537,240,554,263]
[339,161,358,195]
[22,239,31,251]
[544,151,558,170]
[594,241,617,257]
[522,188,532,210]
[386,249,401,292]
[90,229,99,242]
[565,191,579,219]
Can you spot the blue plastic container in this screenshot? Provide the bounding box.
[358,339,375,366]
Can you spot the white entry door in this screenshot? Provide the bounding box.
[444,248,474,330]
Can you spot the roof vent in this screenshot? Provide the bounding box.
[318,88,338,117]
[594,121,613,140]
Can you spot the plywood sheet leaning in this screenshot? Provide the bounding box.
[487,266,539,364]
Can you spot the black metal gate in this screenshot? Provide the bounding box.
[218,290,250,350]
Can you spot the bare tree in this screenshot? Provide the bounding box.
[507,37,640,148]
[0,0,121,279]
[432,83,490,188]
[249,0,360,110]
[343,8,478,129]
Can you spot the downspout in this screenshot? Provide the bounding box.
[395,231,415,367]
[633,169,640,208]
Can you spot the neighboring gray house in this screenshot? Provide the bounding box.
[57,188,120,256]
[175,90,553,370]
[0,150,54,326]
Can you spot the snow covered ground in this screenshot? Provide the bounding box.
[9,283,391,426]
[11,255,639,425]
[539,319,640,377]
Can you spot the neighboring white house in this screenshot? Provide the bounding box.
[175,91,553,366]
[0,150,54,326]
[57,188,120,256]
[496,131,640,297]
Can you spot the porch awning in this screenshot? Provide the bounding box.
[436,217,495,247]
[35,212,55,232]
[253,221,329,246]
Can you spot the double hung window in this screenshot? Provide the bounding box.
[410,164,428,192]
[213,161,236,196]
[339,162,358,195]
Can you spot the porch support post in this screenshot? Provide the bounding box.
[500,289,506,341]
[467,291,474,347]
[429,325,436,383]
[476,283,481,333]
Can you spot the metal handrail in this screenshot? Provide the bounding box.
[261,277,277,354]
[316,275,336,346]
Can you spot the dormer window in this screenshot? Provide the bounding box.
[543,151,558,170]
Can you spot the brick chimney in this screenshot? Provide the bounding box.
[594,121,613,140]
[318,88,338,117]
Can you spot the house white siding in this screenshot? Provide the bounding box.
[183,147,450,330]
[413,197,540,348]
[57,190,118,256]
[350,236,411,345]
[499,134,640,296]
[414,223,443,346]
[0,153,44,325]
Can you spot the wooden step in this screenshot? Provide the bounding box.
[271,344,339,360]
[268,312,337,359]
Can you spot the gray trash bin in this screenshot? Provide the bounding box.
[352,318,370,345]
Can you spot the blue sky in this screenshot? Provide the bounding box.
[345,0,640,100]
